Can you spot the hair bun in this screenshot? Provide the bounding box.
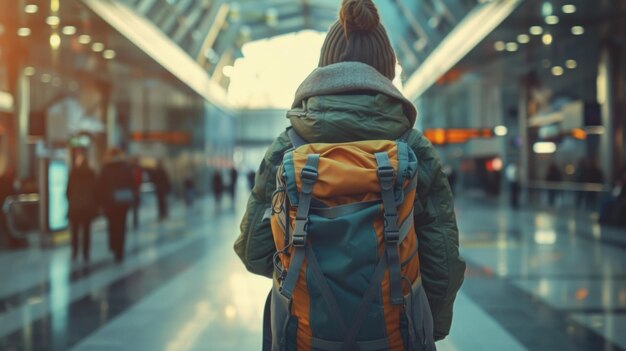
[339,0,380,34]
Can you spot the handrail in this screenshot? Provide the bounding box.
[2,194,40,240]
[526,181,608,193]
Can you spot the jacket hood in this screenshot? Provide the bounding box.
[289,62,417,143]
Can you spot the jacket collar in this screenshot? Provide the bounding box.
[292,62,417,126]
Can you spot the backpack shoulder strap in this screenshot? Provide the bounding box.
[287,127,308,148]
[397,128,413,142]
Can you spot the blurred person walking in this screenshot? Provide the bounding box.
[505,161,520,209]
[246,170,255,191]
[66,153,98,262]
[236,1,464,348]
[212,170,224,212]
[586,159,605,210]
[130,158,143,230]
[151,161,171,221]
[545,162,562,206]
[183,177,196,207]
[0,169,17,248]
[444,165,458,195]
[98,148,135,263]
[575,159,590,209]
[229,167,238,204]
[600,168,626,226]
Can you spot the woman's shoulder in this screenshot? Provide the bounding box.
[403,129,444,190]
[264,131,292,164]
[404,129,437,161]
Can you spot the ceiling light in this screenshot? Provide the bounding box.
[24,67,36,76]
[17,27,32,37]
[41,73,52,83]
[541,2,553,17]
[545,15,559,25]
[494,126,508,136]
[562,4,576,13]
[566,59,577,69]
[551,66,564,76]
[533,142,557,154]
[78,34,91,44]
[92,42,105,52]
[52,77,62,87]
[24,4,38,14]
[103,49,116,59]
[571,26,585,35]
[517,34,530,44]
[506,42,519,52]
[46,16,60,26]
[530,26,543,35]
[542,33,553,45]
[50,33,61,50]
[494,41,506,51]
[542,59,551,68]
[62,26,76,35]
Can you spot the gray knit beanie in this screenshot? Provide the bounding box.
[319,0,396,80]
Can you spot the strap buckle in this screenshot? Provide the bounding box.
[301,166,318,182]
[384,213,399,227]
[293,218,308,247]
[279,283,293,299]
[385,230,400,244]
[377,166,395,180]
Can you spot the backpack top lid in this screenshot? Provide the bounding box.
[281,138,417,208]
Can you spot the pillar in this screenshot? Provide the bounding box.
[597,45,622,183]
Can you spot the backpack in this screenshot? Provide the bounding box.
[269,128,435,351]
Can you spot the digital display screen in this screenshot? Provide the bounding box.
[48,160,69,232]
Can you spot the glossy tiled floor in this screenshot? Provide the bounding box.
[0,190,624,351]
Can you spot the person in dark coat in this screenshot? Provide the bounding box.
[183,177,195,207]
[212,170,224,211]
[247,170,255,191]
[229,167,238,203]
[0,169,16,248]
[151,161,171,221]
[236,0,464,346]
[66,153,98,261]
[130,158,143,230]
[98,148,135,263]
[546,162,562,206]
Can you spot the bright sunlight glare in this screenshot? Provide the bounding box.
[227,31,326,109]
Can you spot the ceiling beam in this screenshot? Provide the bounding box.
[82,0,229,108]
[403,0,522,100]
[392,0,429,52]
[172,5,206,42]
[135,0,159,15]
[195,2,231,65]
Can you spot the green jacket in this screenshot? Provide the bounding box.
[235,62,465,341]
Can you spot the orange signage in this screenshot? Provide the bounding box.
[423,128,494,145]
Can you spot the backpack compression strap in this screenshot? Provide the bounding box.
[375,152,404,306]
[279,154,319,300]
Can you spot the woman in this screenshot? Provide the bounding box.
[235,0,465,347]
[66,153,98,261]
[98,148,135,263]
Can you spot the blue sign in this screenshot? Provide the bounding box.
[48,160,69,232]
